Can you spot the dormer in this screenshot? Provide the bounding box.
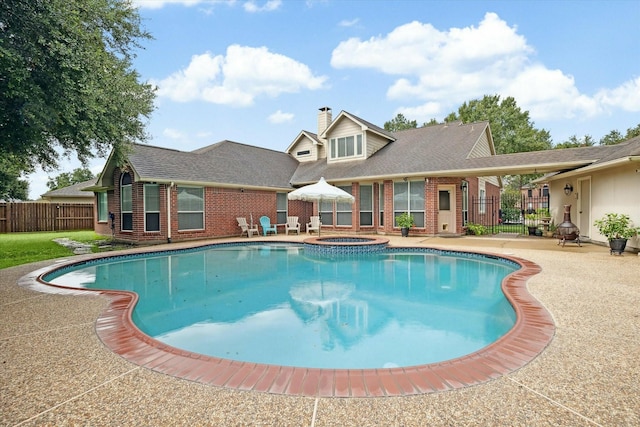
[321,110,395,164]
[286,107,332,162]
[286,130,325,162]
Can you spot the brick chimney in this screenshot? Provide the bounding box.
[317,107,332,140]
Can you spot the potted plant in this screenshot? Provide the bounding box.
[524,213,539,236]
[395,212,415,237]
[593,213,640,255]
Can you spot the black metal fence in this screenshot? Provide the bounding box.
[469,194,550,235]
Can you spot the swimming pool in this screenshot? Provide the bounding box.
[37,240,553,397]
[45,243,517,369]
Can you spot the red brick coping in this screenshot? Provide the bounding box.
[34,244,552,397]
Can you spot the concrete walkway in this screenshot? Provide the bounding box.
[1,235,638,426]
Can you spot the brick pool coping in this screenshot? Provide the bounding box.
[34,242,553,397]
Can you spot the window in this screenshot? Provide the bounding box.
[378,183,384,226]
[120,172,132,231]
[393,180,425,227]
[336,185,352,226]
[276,193,287,224]
[479,180,486,214]
[360,185,373,226]
[296,150,310,156]
[330,134,363,159]
[145,184,160,232]
[97,192,108,222]
[320,200,333,225]
[177,186,204,230]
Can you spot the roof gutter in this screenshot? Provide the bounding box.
[543,156,640,180]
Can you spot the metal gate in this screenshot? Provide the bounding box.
[469,193,550,235]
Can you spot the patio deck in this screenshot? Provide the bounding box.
[2,234,638,426]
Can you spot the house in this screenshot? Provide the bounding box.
[92,107,640,252]
[40,179,96,203]
[91,107,501,243]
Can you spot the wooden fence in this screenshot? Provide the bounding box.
[0,202,94,233]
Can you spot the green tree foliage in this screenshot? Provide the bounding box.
[554,135,596,149]
[46,168,95,191]
[625,123,640,139]
[0,0,155,182]
[446,95,553,155]
[384,113,417,132]
[0,156,29,200]
[599,130,624,146]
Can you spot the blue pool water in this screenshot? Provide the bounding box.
[45,243,518,369]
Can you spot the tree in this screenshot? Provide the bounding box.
[47,168,95,191]
[384,114,417,132]
[555,135,596,149]
[0,0,155,187]
[0,156,29,200]
[446,95,553,155]
[599,130,624,146]
[625,123,640,139]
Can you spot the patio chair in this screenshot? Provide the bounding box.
[307,216,321,235]
[285,216,300,235]
[237,217,259,238]
[259,216,277,236]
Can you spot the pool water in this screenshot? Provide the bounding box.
[46,244,518,369]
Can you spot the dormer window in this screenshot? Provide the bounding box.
[330,134,363,160]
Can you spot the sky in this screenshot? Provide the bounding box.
[28,0,640,199]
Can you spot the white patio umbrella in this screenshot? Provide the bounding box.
[288,177,355,235]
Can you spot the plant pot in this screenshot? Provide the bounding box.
[527,226,537,236]
[401,227,409,237]
[609,238,627,255]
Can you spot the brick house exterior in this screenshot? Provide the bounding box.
[90,108,503,244]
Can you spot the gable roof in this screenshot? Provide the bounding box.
[291,121,492,184]
[285,131,322,154]
[41,178,97,199]
[320,110,396,141]
[98,141,299,190]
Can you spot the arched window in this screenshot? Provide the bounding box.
[121,172,133,231]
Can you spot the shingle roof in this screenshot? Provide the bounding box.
[291,121,490,184]
[127,141,298,189]
[41,179,97,199]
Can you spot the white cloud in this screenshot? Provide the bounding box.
[132,0,234,9]
[153,45,328,107]
[268,110,294,124]
[163,128,187,139]
[331,12,630,124]
[595,76,640,112]
[243,0,281,13]
[338,18,360,28]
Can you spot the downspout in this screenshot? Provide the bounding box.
[167,182,174,243]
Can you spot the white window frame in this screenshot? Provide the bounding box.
[360,184,373,226]
[144,184,160,232]
[120,173,132,231]
[393,180,425,227]
[336,185,353,226]
[177,186,204,231]
[330,134,363,160]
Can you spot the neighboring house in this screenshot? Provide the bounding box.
[40,179,96,203]
[91,107,501,244]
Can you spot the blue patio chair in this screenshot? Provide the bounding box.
[259,216,277,236]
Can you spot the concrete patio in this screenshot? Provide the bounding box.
[1,234,638,426]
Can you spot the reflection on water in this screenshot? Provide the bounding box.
[47,245,517,369]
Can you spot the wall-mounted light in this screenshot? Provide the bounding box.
[563,183,573,196]
[240,188,244,193]
[460,181,468,191]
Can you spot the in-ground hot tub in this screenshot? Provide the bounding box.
[303,236,389,255]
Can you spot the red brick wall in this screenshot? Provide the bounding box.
[103,169,498,243]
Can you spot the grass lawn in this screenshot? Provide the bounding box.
[0,231,108,270]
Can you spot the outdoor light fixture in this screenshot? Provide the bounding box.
[460,181,468,191]
[564,183,573,196]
